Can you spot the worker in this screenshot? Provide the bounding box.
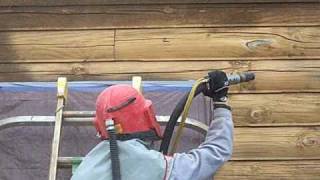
[71,70,233,180]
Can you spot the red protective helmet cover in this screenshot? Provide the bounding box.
[93,84,162,139]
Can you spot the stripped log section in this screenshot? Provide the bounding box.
[0,3,319,30]
[229,93,320,126]
[115,27,320,60]
[1,27,320,62]
[231,127,320,160]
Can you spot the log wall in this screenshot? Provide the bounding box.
[0,1,319,179]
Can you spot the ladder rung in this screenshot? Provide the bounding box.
[58,157,83,168]
[63,111,95,117]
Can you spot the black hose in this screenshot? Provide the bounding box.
[159,83,206,154]
[159,72,255,154]
[107,121,121,180]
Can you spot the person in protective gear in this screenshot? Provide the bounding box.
[71,70,233,180]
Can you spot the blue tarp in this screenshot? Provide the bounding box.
[0,81,195,93]
[0,80,209,180]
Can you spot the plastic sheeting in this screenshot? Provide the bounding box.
[0,81,212,180]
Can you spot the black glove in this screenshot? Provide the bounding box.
[203,70,231,110]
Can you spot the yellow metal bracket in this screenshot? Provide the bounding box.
[132,76,142,93]
[57,77,68,100]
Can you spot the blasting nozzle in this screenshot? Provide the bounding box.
[227,72,255,85]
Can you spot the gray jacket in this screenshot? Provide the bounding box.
[71,108,233,180]
[167,108,233,180]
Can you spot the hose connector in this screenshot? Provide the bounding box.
[105,119,121,180]
[106,119,115,131]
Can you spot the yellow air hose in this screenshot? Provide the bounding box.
[169,77,208,154]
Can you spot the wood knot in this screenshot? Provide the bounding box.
[163,6,174,14]
[71,64,86,75]
[250,164,261,175]
[229,61,250,69]
[249,107,272,123]
[246,39,272,50]
[162,38,170,43]
[240,81,256,91]
[296,133,320,148]
[61,9,72,14]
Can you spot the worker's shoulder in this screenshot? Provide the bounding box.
[120,139,165,157]
[95,139,164,156]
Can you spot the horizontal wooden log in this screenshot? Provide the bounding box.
[178,126,320,159]
[0,3,319,30]
[0,1,318,6]
[231,127,320,159]
[229,93,320,126]
[115,27,320,60]
[0,30,114,62]
[0,60,319,93]
[1,27,320,62]
[216,160,320,179]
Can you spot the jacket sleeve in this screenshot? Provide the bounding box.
[168,108,233,180]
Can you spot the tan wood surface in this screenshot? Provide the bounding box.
[1,27,320,62]
[0,3,319,30]
[115,27,320,60]
[176,126,320,159]
[1,60,319,93]
[0,30,114,62]
[216,160,320,179]
[224,126,320,159]
[229,93,320,126]
[0,0,318,6]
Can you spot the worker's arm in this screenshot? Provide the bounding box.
[168,71,233,180]
[168,107,233,180]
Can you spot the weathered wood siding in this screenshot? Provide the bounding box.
[0,1,319,179]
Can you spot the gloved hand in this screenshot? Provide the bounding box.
[203,70,231,110]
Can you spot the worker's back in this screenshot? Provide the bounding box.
[72,72,234,180]
[71,139,167,180]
